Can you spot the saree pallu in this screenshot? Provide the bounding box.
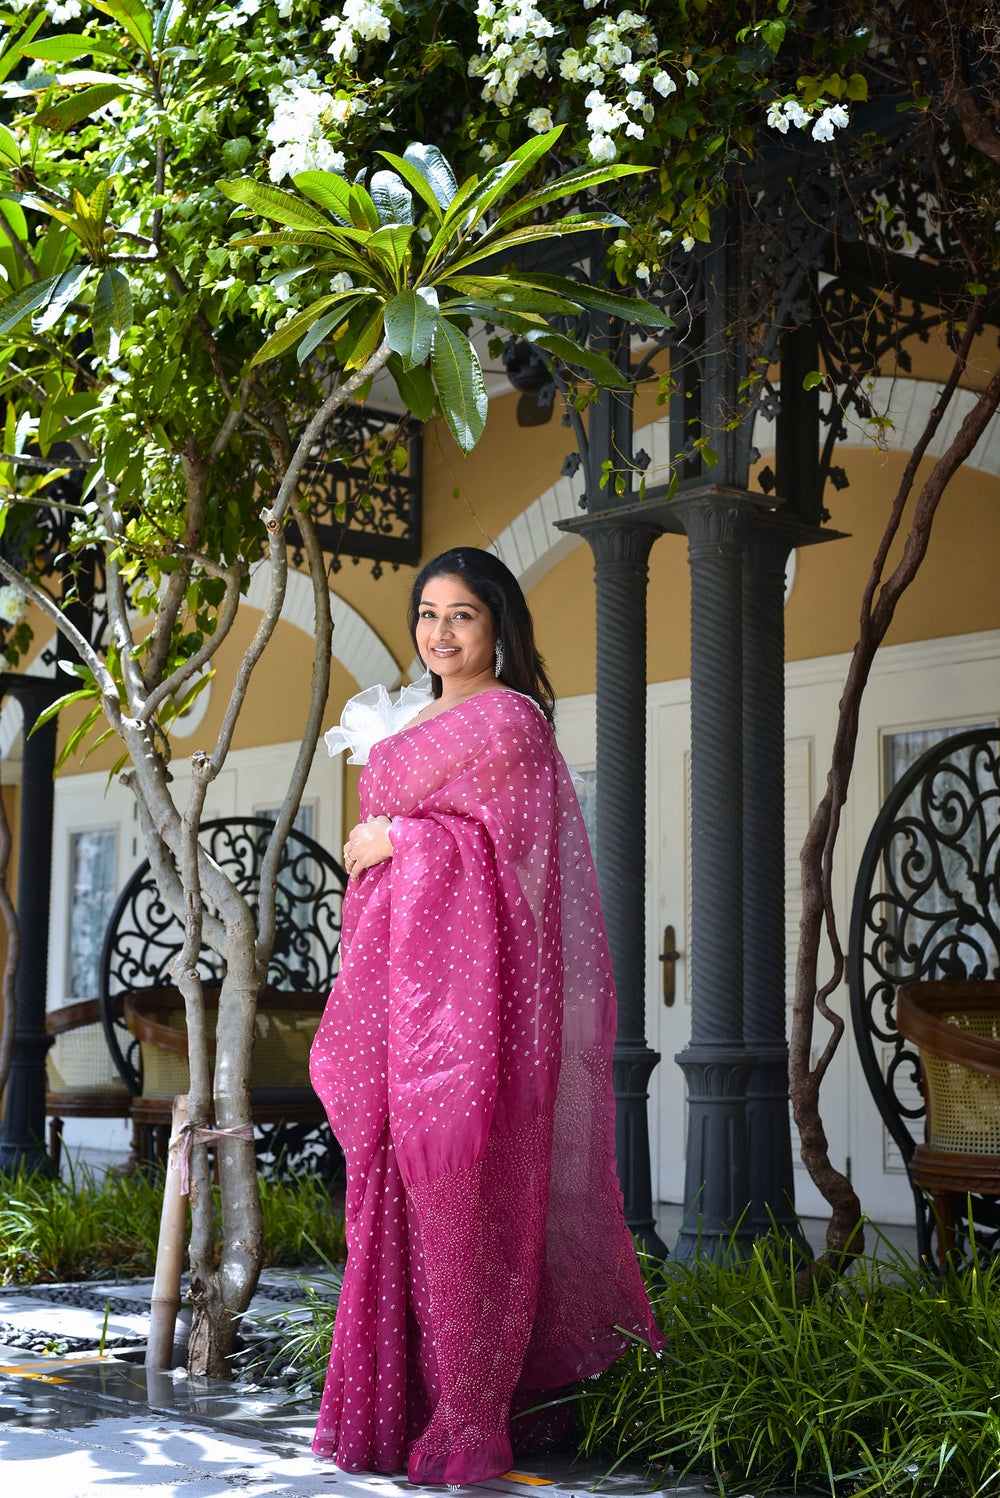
[310,689,662,1485]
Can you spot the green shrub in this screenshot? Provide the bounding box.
[578,1236,1000,1496]
[0,1163,345,1284]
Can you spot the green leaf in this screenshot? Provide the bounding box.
[92,266,132,358]
[91,0,154,55]
[342,304,385,370]
[292,169,352,222]
[348,184,380,232]
[524,328,631,388]
[20,35,123,61]
[296,304,358,364]
[377,150,446,222]
[442,216,628,277]
[230,229,347,251]
[33,262,90,334]
[495,161,650,229]
[32,685,99,733]
[0,274,61,336]
[153,0,187,52]
[367,222,416,281]
[220,178,331,232]
[802,369,825,390]
[508,273,674,327]
[386,353,437,421]
[35,83,126,131]
[0,122,21,167]
[443,275,582,316]
[384,287,438,369]
[0,10,45,86]
[431,318,487,454]
[369,170,413,226]
[403,142,458,211]
[249,292,361,368]
[221,135,252,171]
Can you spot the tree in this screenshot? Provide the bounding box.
[0,0,675,1373]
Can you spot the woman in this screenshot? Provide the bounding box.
[310,547,662,1486]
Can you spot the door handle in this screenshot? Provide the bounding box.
[660,924,680,1006]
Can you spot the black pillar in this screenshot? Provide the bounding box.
[0,683,58,1175]
[672,491,758,1261]
[563,514,666,1256]
[742,527,806,1247]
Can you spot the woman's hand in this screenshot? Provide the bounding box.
[343,815,393,881]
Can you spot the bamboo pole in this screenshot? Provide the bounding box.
[146,1094,189,1369]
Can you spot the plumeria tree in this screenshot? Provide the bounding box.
[0,0,680,1374]
[0,0,882,1365]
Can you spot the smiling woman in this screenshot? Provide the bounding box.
[311,547,662,1485]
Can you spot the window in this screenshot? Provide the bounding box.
[66,828,117,999]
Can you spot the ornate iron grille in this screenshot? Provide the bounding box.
[99,816,347,1095]
[849,727,1000,1267]
[288,402,422,577]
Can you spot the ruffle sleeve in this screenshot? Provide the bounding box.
[323,672,434,765]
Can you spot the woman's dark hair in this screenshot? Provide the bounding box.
[408,547,556,724]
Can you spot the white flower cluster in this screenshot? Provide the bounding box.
[469,3,682,164]
[322,0,395,64]
[209,0,261,30]
[265,78,348,182]
[468,0,556,110]
[5,0,82,16]
[767,97,850,142]
[0,585,29,628]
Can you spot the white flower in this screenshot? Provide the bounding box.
[589,132,616,163]
[681,234,695,252]
[636,262,650,281]
[47,0,83,20]
[625,89,644,108]
[767,100,790,134]
[330,97,352,123]
[784,99,811,129]
[625,120,644,139]
[559,47,584,80]
[331,272,354,294]
[652,69,676,97]
[812,101,849,140]
[480,140,499,160]
[0,585,28,627]
[621,62,641,84]
[685,68,699,86]
[527,107,553,132]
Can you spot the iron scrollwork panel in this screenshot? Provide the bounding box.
[100,816,347,1096]
[849,728,1000,1265]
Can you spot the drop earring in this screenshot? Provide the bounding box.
[494,639,504,678]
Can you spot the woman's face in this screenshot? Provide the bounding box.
[415,573,497,685]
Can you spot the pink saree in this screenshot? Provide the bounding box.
[309,688,662,1485]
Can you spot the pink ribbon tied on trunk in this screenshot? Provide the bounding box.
[169,1120,255,1195]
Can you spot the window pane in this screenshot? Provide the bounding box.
[66,828,117,998]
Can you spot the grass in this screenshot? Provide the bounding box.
[578,1234,1000,1497]
[0,1161,346,1284]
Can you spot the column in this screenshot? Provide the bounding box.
[0,685,58,1175]
[583,516,666,1257]
[742,527,807,1248]
[672,492,757,1261]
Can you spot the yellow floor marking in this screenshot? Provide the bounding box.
[500,1475,554,1486]
[0,1368,69,1383]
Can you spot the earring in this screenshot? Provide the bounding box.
[494,639,504,678]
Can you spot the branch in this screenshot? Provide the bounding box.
[211,533,287,773]
[265,338,393,531]
[0,203,40,279]
[255,505,332,967]
[0,452,90,470]
[0,553,119,710]
[140,561,245,722]
[208,372,256,465]
[911,0,1000,163]
[163,265,236,407]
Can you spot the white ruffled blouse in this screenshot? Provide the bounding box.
[324,673,435,766]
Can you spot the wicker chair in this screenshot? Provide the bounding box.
[896,980,1000,1262]
[123,985,328,1162]
[45,999,137,1171]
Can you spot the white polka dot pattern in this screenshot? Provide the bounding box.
[309,689,663,1485]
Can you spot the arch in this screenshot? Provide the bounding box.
[245,565,401,690]
[493,378,1000,593]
